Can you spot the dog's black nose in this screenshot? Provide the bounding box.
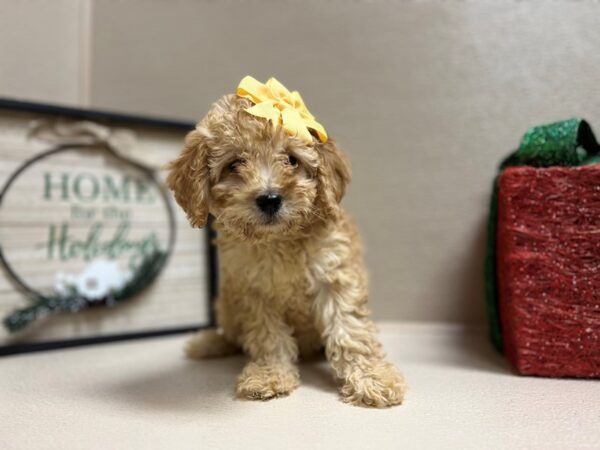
[256,193,283,216]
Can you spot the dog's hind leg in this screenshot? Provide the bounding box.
[185,329,240,359]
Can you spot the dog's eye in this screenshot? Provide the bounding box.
[286,155,298,167]
[228,158,245,173]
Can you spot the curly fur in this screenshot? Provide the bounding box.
[167,94,406,407]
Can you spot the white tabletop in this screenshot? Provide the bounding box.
[2,322,599,450]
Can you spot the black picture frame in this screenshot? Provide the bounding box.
[0,98,217,356]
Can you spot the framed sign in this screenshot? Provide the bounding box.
[0,99,215,355]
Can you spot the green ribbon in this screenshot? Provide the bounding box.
[485,118,600,351]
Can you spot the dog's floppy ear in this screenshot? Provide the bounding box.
[315,139,352,216]
[166,128,210,228]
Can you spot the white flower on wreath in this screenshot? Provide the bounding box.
[54,272,77,296]
[54,259,132,301]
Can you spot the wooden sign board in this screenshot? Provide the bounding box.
[0,100,214,355]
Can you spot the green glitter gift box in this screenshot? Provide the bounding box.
[486,118,600,377]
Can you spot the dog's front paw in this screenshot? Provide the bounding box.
[341,361,406,408]
[236,362,299,400]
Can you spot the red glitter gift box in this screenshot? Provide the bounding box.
[496,165,600,377]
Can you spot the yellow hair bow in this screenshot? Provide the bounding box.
[236,76,328,143]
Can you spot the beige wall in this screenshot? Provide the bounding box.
[2,0,600,324]
[0,0,87,105]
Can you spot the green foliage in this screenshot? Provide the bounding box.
[3,251,167,333]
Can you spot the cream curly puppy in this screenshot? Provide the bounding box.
[166,81,405,407]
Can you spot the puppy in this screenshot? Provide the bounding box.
[166,86,405,407]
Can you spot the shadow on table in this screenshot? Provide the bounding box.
[93,352,339,414]
[448,328,513,375]
[442,211,513,376]
[96,355,244,414]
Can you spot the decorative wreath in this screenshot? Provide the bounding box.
[0,142,176,333]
